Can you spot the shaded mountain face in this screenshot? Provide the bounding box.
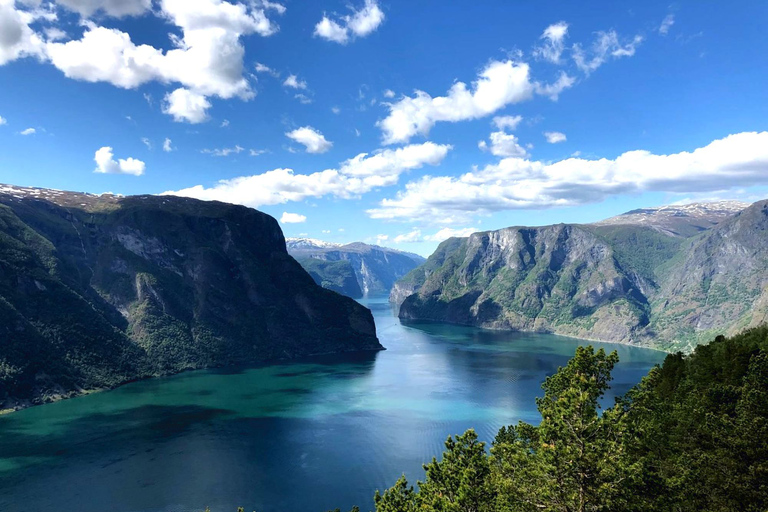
[594,201,748,237]
[0,185,380,409]
[393,200,767,351]
[287,239,425,297]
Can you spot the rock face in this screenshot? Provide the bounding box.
[295,258,363,298]
[394,200,768,351]
[0,185,380,409]
[287,239,424,297]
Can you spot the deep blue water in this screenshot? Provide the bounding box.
[0,297,665,512]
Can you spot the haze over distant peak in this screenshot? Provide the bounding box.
[594,200,749,237]
[285,237,344,250]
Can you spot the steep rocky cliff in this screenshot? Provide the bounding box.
[287,239,424,296]
[0,185,380,409]
[393,200,768,351]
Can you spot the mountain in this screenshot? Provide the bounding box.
[0,184,380,410]
[287,239,425,297]
[285,237,343,250]
[393,200,766,351]
[595,200,748,237]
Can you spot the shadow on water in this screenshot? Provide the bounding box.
[0,296,664,512]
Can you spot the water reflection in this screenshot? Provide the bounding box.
[0,296,665,512]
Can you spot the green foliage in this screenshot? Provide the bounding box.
[369,328,768,512]
[297,258,363,298]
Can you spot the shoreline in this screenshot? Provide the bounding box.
[0,345,385,416]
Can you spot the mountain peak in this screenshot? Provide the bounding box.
[594,200,749,237]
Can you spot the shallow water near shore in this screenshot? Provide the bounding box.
[0,297,665,512]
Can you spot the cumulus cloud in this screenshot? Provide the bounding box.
[94,146,145,175]
[55,0,152,18]
[533,21,568,64]
[162,88,212,123]
[383,89,395,98]
[141,137,152,149]
[573,30,643,74]
[394,227,478,244]
[280,212,306,224]
[493,115,523,131]
[282,74,306,89]
[378,59,534,144]
[544,131,567,143]
[163,141,451,208]
[368,132,768,223]
[0,115,6,125]
[314,0,384,44]
[479,131,528,158]
[285,126,332,154]
[0,1,46,65]
[163,138,174,152]
[20,127,36,135]
[3,0,286,122]
[659,14,675,35]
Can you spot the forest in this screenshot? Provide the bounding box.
[349,326,768,512]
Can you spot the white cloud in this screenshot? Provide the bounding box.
[331,106,340,114]
[249,148,267,156]
[201,145,244,156]
[20,127,36,135]
[254,61,279,76]
[314,0,384,44]
[19,0,286,122]
[55,0,152,18]
[0,1,46,65]
[659,14,675,36]
[479,131,528,158]
[280,212,306,224]
[141,137,152,149]
[379,59,533,144]
[282,74,306,89]
[94,146,145,175]
[532,21,568,64]
[163,141,451,207]
[285,126,332,154]
[368,132,768,223]
[534,71,576,100]
[544,131,567,143]
[163,138,174,152]
[383,89,395,98]
[294,93,312,104]
[393,229,421,244]
[163,88,211,123]
[426,227,478,241]
[220,119,229,127]
[492,115,523,131]
[44,27,67,42]
[0,115,6,125]
[314,17,348,44]
[573,30,643,74]
[394,227,478,243]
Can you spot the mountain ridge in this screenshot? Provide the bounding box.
[0,184,381,411]
[392,199,765,351]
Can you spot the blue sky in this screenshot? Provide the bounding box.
[1,0,767,256]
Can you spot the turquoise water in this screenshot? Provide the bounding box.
[0,298,665,512]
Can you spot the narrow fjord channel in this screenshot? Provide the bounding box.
[0,298,664,512]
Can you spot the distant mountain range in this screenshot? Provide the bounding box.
[595,200,749,237]
[287,238,425,298]
[392,200,764,351]
[0,184,380,410]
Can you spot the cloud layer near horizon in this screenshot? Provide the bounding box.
[367,132,768,223]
